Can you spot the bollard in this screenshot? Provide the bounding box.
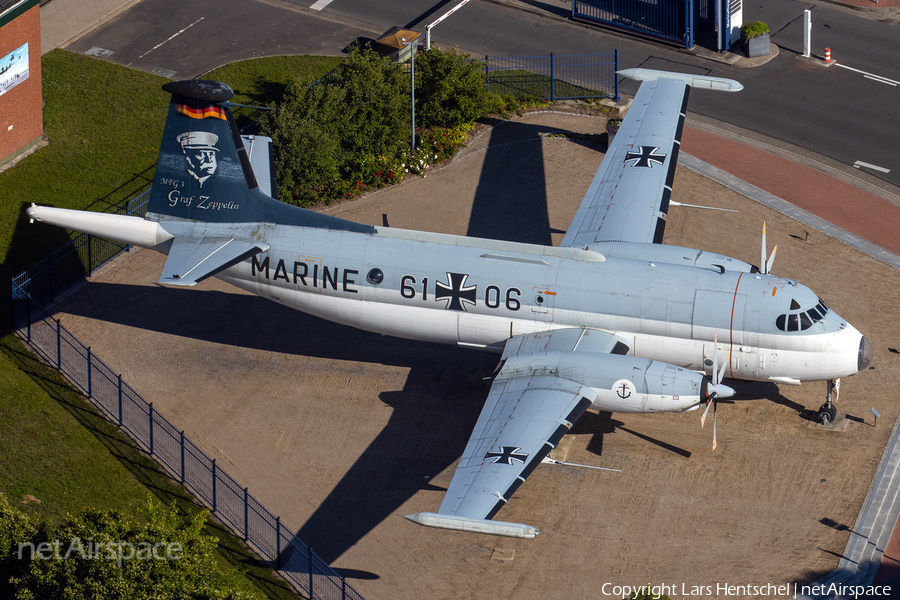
[824,47,832,63]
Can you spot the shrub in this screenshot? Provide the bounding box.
[415,48,494,129]
[741,21,770,40]
[260,46,411,205]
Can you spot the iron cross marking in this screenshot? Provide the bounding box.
[435,272,477,311]
[624,146,667,168]
[485,446,529,465]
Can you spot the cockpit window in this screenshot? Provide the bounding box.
[787,314,799,331]
[775,297,830,332]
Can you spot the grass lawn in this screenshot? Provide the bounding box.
[1,49,341,598]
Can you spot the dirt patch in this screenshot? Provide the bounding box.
[52,111,899,599]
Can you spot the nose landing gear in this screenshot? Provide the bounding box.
[817,378,840,426]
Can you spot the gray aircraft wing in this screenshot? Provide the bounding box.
[560,69,742,248]
[405,329,641,538]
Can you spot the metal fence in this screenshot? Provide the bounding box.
[11,205,366,600]
[484,51,619,102]
[572,0,713,49]
[10,192,151,313]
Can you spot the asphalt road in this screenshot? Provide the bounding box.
[65,0,900,190]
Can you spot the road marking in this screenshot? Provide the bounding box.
[130,17,204,65]
[854,161,891,174]
[864,75,897,87]
[310,0,334,10]
[836,63,900,86]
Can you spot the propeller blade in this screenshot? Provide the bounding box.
[712,399,718,451]
[717,344,728,386]
[766,245,777,274]
[712,333,719,383]
[701,392,715,428]
[761,222,768,274]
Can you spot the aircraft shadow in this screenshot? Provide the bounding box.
[466,119,602,245]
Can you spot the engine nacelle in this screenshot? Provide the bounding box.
[587,241,758,273]
[496,351,712,414]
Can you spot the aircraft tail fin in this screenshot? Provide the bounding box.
[148,80,270,223]
[147,80,375,234]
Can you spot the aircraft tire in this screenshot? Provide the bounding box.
[817,404,837,426]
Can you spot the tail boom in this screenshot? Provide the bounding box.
[26,204,174,249]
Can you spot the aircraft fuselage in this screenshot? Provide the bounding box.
[213,222,867,389]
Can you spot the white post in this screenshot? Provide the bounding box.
[424,0,471,51]
[803,10,811,58]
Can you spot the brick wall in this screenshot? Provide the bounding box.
[0,0,43,165]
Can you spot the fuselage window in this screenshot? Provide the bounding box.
[816,301,828,316]
[776,314,786,331]
[799,312,813,330]
[807,307,822,321]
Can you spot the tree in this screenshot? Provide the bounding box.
[415,48,495,129]
[0,494,40,598]
[261,46,410,204]
[2,495,260,600]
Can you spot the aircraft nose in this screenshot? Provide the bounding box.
[858,336,874,372]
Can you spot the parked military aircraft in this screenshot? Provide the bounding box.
[27,69,872,539]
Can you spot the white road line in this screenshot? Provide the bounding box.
[310,0,334,10]
[130,17,205,65]
[854,161,891,174]
[836,63,900,86]
[864,75,897,87]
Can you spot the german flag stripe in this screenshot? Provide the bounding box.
[176,103,226,120]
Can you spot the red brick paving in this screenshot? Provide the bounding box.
[681,127,900,256]
[874,522,900,584]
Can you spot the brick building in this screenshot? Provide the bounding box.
[0,0,42,168]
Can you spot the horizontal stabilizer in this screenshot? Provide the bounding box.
[404,513,540,538]
[617,68,743,92]
[159,236,268,286]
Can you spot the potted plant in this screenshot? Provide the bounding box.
[740,21,771,58]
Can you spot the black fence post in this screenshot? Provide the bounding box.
[309,542,314,597]
[614,49,619,101]
[87,234,93,277]
[149,402,154,455]
[26,297,31,343]
[212,459,217,512]
[243,487,249,541]
[55,319,61,370]
[276,516,281,569]
[117,374,123,426]
[550,52,555,102]
[87,347,92,398]
[180,430,185,483]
